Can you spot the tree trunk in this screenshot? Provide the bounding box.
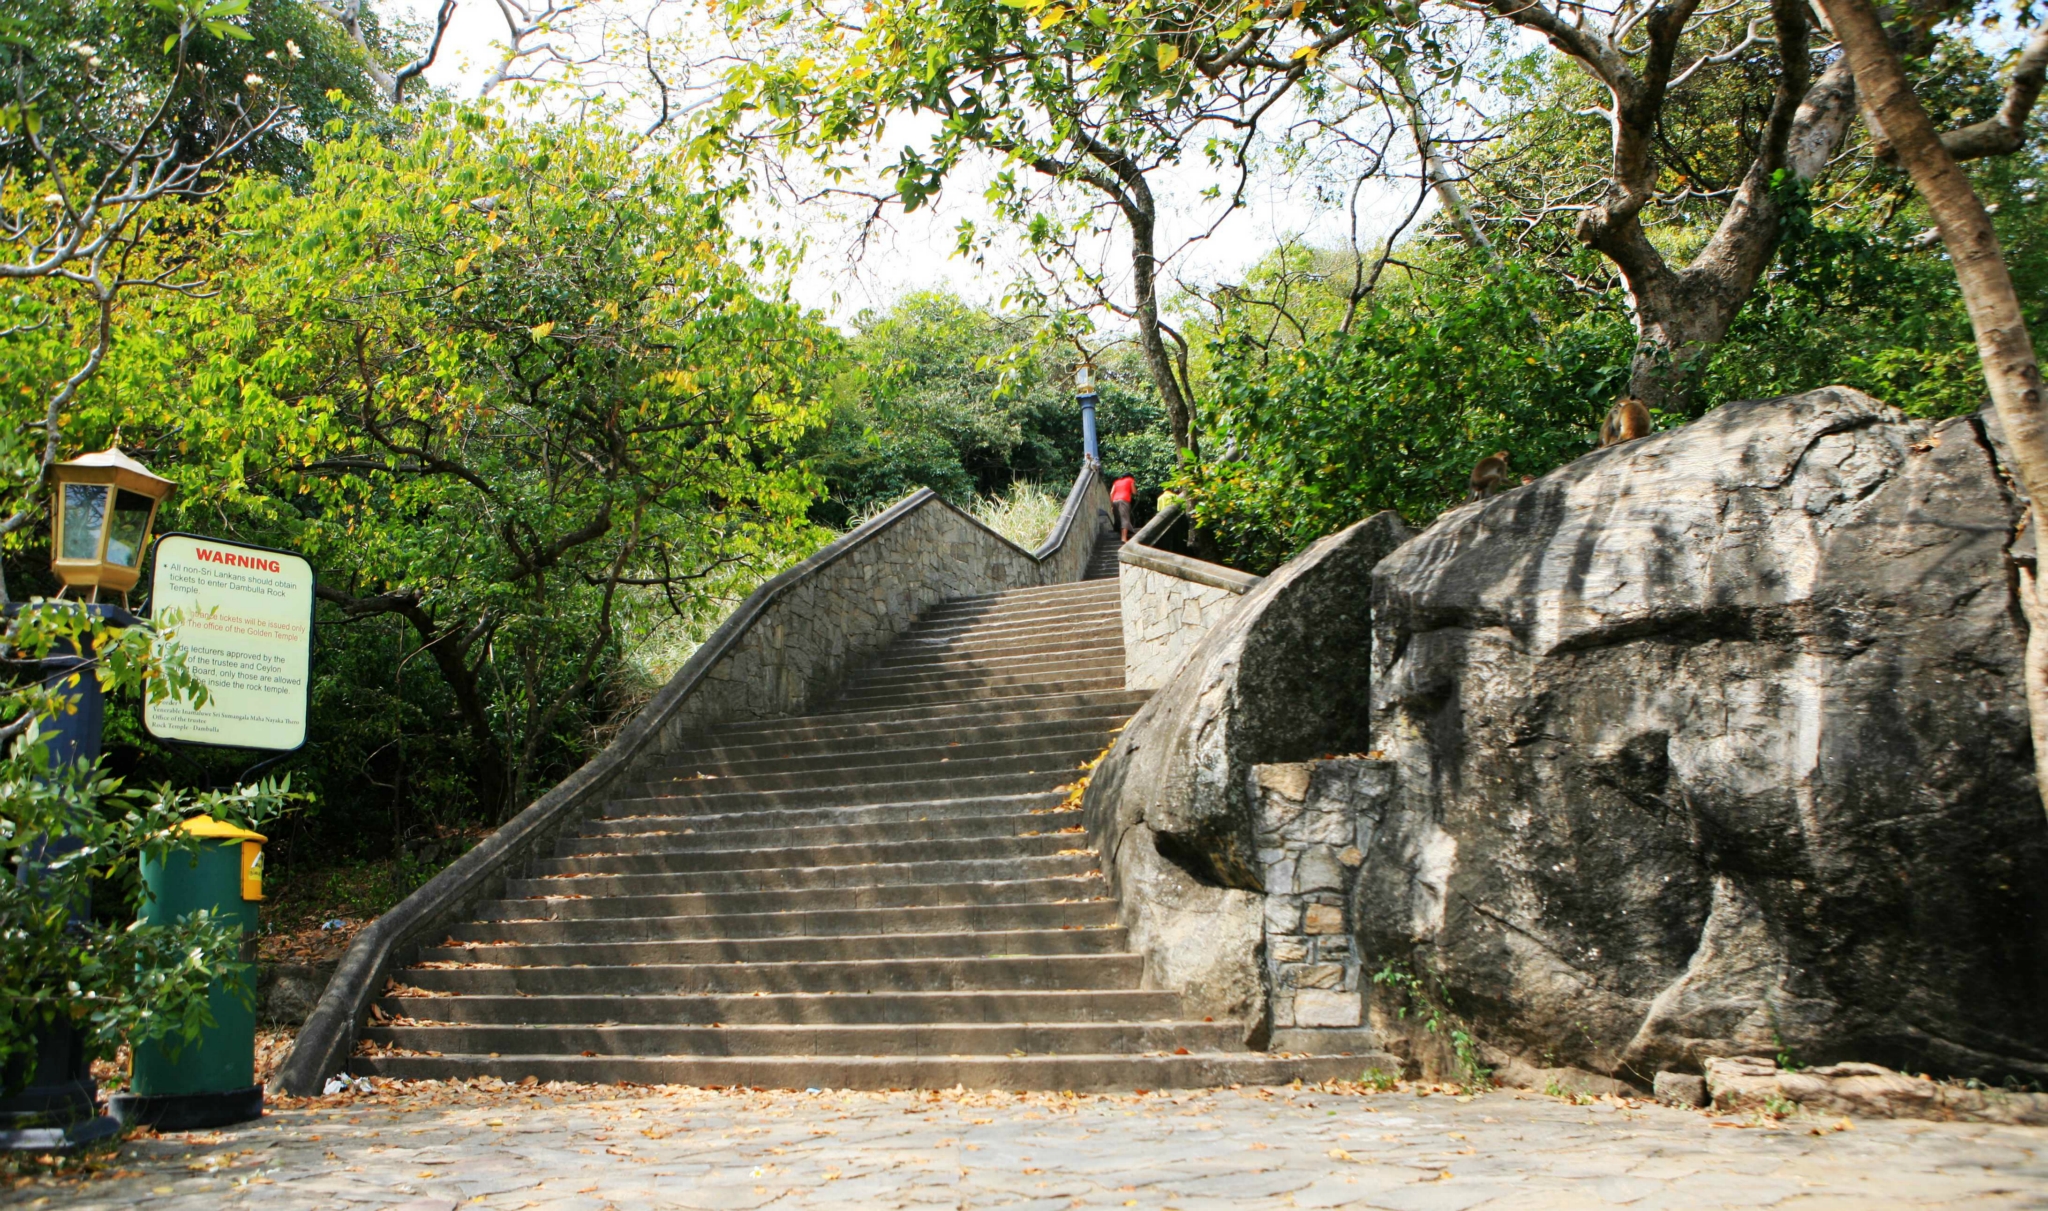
[1127,202,1196,454]
[414,621,513,818]
[1618,262,1784,410]
[1386,56,1500,270]
[1603,51,1857,413]
[1817,0,2048,817]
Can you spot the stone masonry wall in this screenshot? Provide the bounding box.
[1251,759,1385,1047]
[1119,562,1248,690]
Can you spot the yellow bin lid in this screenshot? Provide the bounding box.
[178,814,267,844]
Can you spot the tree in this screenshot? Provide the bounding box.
[722,0,1404,453]
[1451,0,1862,410]
[0,0,285,600]
[808,290,1173,524]
[131,103,831,817]
[1181,246,1631,569]
[1172,20,2048,562]
[1810,0,2048,814]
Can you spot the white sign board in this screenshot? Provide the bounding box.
[143,535,315,752]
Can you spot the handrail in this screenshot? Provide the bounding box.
[1037,461,1102,561]
[1118,505,1262,595]
[270,464,1110,1095]
[1128,502,1185,550]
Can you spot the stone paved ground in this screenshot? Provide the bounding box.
[11,1079,2048,1210]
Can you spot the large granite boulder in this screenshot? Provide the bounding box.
[1363,387,2048,1084]
[1082,510,1411,1031]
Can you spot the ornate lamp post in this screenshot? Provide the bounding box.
[49,447,176,605]
[0,448,173,1152]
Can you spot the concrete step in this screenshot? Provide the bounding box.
[635,746,1102,799]
[839,658,1124,698]
[926,583,1121,616]
[943,578,1121,604]
[484,874,1109,920]
[361,1020,1239,1058]
[507,853,1101,899]
[417,926,1130,968]
[851,646,1124,682]
[557,807,1086,856]
[537,834,1090,877]
[1083,540,1123,580]
[884,635,1122,672]
[663,714,1132,767]
[580,792,1071,837]
[888,618,1122,659]
[892,613,1123,649]
[394,953,1145,996]
[923,585,1120,615]
[883,623,1122,661]
[828,677,1128,713]
[448,899,1119,945]
[873,635,1124,671]
[376,988,1184,1026]
[644,733,1115,782]
[606,769,1086,815]
[699,692,1145,746]
[349,1051,1404,1092]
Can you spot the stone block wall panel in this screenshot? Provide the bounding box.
[1119,563,1249,690]
[1251,759,1389,1041]
[1114,507,1261,690]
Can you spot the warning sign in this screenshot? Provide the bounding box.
[142,534,314,752]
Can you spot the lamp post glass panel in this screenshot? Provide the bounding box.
[50,448,175,602]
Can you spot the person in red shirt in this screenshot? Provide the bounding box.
[1109,472,1137,542]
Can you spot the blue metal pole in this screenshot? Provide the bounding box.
[1076,364,1100,463]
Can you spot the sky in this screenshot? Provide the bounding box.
[395,0,1443,327]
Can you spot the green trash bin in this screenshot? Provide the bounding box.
[109,814,266,1132]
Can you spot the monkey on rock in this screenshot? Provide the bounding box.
[1465,451,1510,501]
[1599,397,1653,447]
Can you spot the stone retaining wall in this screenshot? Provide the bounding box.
[1116,507,1260,690]
[1076,511,1411,1049]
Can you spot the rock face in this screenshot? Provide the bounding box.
[1082,511,1412,1031]
[1363,388,2048,1085]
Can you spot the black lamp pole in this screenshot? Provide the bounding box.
[0,603,130,1153]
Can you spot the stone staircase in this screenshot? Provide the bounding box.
[352,565,1376,1089]
[1082,529,1123,580]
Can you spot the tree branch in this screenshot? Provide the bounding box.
[1941,23,2048,161]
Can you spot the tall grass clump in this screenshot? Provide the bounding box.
[972,481,1064,549]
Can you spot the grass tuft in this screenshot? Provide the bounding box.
[972,481,1065,549]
